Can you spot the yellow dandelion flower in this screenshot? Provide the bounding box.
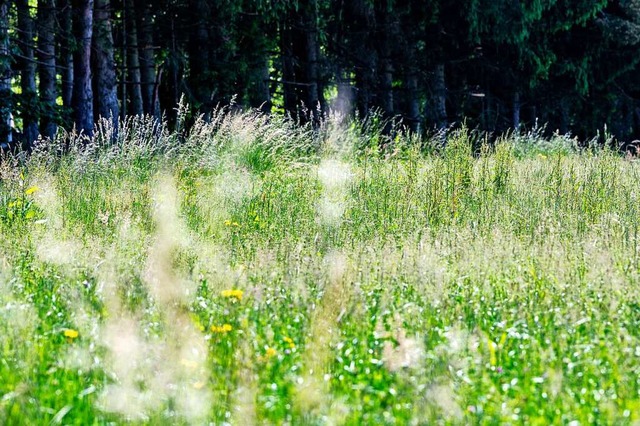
[224,219,232,226]
[265,347,277,358]
[64,329,79,339]
[25,186,39,195]
[283,336,295,348]
[221,289,243,301]
[211,324,233,333]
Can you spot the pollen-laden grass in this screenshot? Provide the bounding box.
[3,112,640,424]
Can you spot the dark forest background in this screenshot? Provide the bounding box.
[2,0,640,149]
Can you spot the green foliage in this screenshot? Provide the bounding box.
[2,114,640,423]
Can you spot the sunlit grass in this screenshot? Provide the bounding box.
[0,110,639,424]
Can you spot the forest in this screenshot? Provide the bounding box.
[1,0,640,149]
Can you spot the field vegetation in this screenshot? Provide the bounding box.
[1,109,639,424]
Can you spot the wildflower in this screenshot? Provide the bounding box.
[221,289,243,301]
[258,346,278,362]
[283,336,295,349]
[25,186,39,195]
[224,220,240,227]
[211,324,233,333]
[64,329,79,339]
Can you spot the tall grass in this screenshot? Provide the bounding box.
[0,109,638,424]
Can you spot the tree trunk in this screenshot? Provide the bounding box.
[0,1,11,146]
[280,18,298,120]
[380,57,393,117]
[17,0,39,146]
[434,63,448,129]
[93,0,119,127]
[71,0,95,136]
[252,56,271,114]
[530,105,537,128]
[513,90,521,131]
[377,2,394,118]
[280,2,323,124]
[60,0,74,110]
[335,65,354,117]
[405,70,420,133]
[187,0,212,113]
[125,0,143,116]
[38,0,58,140]
[157,15,180,125]
[135,1,157,117]
[355,57,375,118]
[305,0,320,122]
[559,98,569,135]
[352,2,376,118]
[625,97,634,140]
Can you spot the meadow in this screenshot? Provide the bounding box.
[1,108,639,425]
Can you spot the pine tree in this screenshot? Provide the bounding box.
[71,0,95,136]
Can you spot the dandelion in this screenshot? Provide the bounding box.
[224,220,240,227]
[221,289,243,301]
[258,346,278,362]
[64,329,79,340]
[265,347,277,358]
[25,186,39,195]
[283,336,295,349]
[211,324,233,333]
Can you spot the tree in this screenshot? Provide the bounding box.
[0,1,11,146]
[71,0,95,136]
[17,0,38,146]
[38,0,58,140]
[124,0,143,116]
[93,0,120,128]
[280,0,324,122]
[59,0,74,111]
[135,0,159,117]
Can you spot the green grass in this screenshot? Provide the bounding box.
[0,112,639,424]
